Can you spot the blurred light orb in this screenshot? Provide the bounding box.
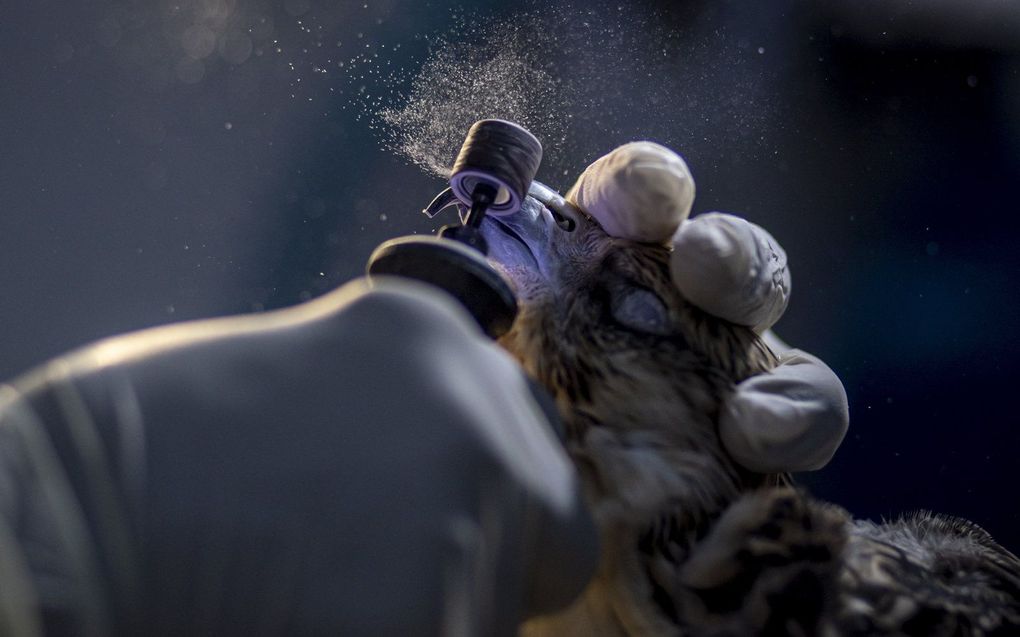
[219,30,253,65]
[195,0,235,24]
[182,24,217,59]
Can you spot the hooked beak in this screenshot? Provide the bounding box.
[481,196,572,280]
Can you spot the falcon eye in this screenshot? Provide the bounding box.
[610,288,673,336]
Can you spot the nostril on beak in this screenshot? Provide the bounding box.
[527,181,580,233]
[551,206,577,232]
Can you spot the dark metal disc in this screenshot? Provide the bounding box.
[366,236,518,339]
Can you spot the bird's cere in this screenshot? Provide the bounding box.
[566,141,695,244]
[670,213,790,333]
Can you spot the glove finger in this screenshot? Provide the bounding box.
[670,212,790,332]
[718,348,849,473]
[566,141,695,244]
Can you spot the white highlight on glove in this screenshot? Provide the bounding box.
[670,212,790,334]
[719,334,849,473]
[566,141,695,244]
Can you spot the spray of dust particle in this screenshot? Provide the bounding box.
[372,3,777,186]
[377,17,571,178]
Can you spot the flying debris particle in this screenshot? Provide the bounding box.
[377,15,572,177]
[373,4,777,180]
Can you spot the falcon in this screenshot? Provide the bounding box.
[479,158,1020,636]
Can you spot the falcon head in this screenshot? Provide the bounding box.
[481,197,777,533]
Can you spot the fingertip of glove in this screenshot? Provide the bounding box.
[567,141,695,244]
[670,213,791,331]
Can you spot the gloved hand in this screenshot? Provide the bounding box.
[567,142,849,474]
[0,278,597,636]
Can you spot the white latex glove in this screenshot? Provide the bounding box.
[568,144,849,473]
[670,212,790,334]
[565,141,695,244]
[720,334,849,473]
[0,278,598,636]
[669,213,847,472]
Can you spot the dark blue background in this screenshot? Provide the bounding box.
[2,1,1018,547]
